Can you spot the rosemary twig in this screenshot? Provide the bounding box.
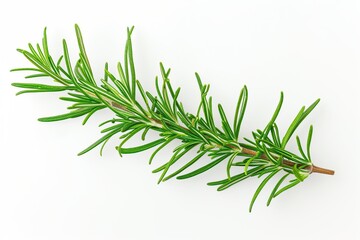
[11,25,334,212]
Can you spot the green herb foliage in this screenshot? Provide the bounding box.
[12,25,331,212]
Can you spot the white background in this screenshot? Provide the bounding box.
[0,0,359,239]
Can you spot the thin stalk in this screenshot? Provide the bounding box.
[102,96,334,176]
[240,147,334,175]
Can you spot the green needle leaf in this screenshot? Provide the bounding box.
[216,165,266,191]
[292,164,306,182]
[119,139,166,154]
[262,92,284,139]
[177,154,229,180]
[12,83,75,91]
[267,173,289,206]
[249,168,281,212]
[274,179,301,198]
[281,99,320,148]
[78,127,121,156]
[38,108,92,122]
[226,152,239,179]
[306,125,313,162]
[162,150,207,181]
[233,86,248,139]
[75,24,93,76]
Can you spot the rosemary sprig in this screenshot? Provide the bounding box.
[11,25,334,212]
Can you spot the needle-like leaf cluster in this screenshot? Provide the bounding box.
[12,25,322,211]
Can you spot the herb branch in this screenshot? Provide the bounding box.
[12,25,334,212]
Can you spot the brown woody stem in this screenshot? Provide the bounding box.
[105,96,334,176]
[310,165,335,175]
[241,147,334,175]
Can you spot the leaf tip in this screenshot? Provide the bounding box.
[16,48,25,53]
